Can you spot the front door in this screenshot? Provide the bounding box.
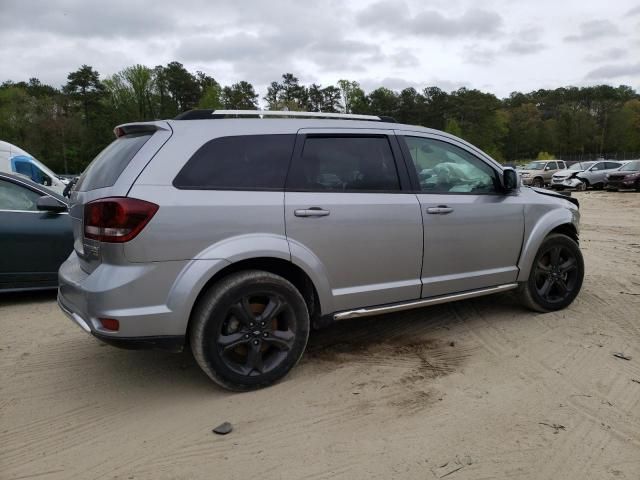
[0,178,72,289]
[285,131,423,312]
[397,133,524,297]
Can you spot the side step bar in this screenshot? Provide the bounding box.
[333,283,519,321]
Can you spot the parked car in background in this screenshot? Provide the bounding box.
[0,140,69,195]
[551,160,624,191]
[518,160,567,187]
[605,160,640,191]
[0,172,73,291]
[58,110,584,391]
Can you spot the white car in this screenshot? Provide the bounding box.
[551,160,624,191]
[0,140,68,195]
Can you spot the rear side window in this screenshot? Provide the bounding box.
[173,135,295,190]
[76,133,152,191]
[287,136,400,192]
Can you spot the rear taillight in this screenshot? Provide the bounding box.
[84,197,158,243]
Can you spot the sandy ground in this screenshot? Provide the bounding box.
[1,191,639,480]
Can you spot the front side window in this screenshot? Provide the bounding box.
[605,162,620,169]
[547,162,557,170]
[174,134,295,190]
[287,136,400,192]
[0,179,41,211]
[403,136,498,194]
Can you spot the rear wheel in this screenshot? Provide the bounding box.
[190,270,310,391]
[520,234,584,313]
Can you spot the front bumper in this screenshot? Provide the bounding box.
[606,179,637,189]
[550,177,581,190]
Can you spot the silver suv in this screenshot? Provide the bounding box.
[58,110,584,391]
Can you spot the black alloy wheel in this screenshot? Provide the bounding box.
[520,233,584,312]
[216,293,297,376]
[533,244,579,305]
[190,270,310,391]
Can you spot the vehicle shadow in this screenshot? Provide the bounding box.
[0,289,58,306]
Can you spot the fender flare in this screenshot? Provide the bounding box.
[165,234,334,332]
[517,207,580,282]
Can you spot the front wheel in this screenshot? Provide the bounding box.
[532,177,545,188]
[576,180,587,191]
[519,234,584,312]
[190,270,310,391]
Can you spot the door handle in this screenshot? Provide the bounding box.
[294,207,330,217]
[426,205,454,214]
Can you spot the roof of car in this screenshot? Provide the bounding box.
[0,171,67,203]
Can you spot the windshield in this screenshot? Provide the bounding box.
[620,160,640,171]
[523,161,546,170]
[569,162,594,170]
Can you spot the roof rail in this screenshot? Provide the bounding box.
[212,110,382,121]
[173,109,392,121]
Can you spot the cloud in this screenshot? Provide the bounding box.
[0,0,177,38]
[356,2,503,38]
[627,5,640,15]
[584,47,628,62]
[564,20,622,42]
[504,40,546,55]
[585,63,640,79]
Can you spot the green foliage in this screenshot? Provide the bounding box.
[536,151,556,160]
[1,65,639,175]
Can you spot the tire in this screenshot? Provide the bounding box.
[532,177,544,188]
[576,180,587,191]
[519,234,584,313]
[190,270,310,391]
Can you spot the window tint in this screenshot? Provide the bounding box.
[287,136,400,192]
[0,179,41,211]
[403,136,498,194]
[547,162,557,170]
[605,162,620,169]
[174,134,295,190]
[76,133,152,191]
[14,161,35,181]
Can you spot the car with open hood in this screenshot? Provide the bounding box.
[550,160,624,191]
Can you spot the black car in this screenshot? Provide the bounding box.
[0,172,73,291]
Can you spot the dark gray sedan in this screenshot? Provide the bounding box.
[0,172,73,291]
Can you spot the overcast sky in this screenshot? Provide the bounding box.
[1,0,639,100]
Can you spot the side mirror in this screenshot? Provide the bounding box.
[544,166,550,171]
[37,195,67,213]
[502,168,519,192]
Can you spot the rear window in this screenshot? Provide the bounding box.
[173,134,295,190]
[76,133,152,191]
[286,136,400,192]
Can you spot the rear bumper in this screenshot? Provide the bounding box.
[58,291,184,351]
[57,252,196,345]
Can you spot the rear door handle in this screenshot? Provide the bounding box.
[426,206,454,214]
[294,207,330,217]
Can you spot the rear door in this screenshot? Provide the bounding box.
[0,177,72,289]
[285,129,423,312]
[397,133,523,297]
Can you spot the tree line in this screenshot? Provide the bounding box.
[1,62,639,174]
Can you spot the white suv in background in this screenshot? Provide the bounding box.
[551,160,625,191]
